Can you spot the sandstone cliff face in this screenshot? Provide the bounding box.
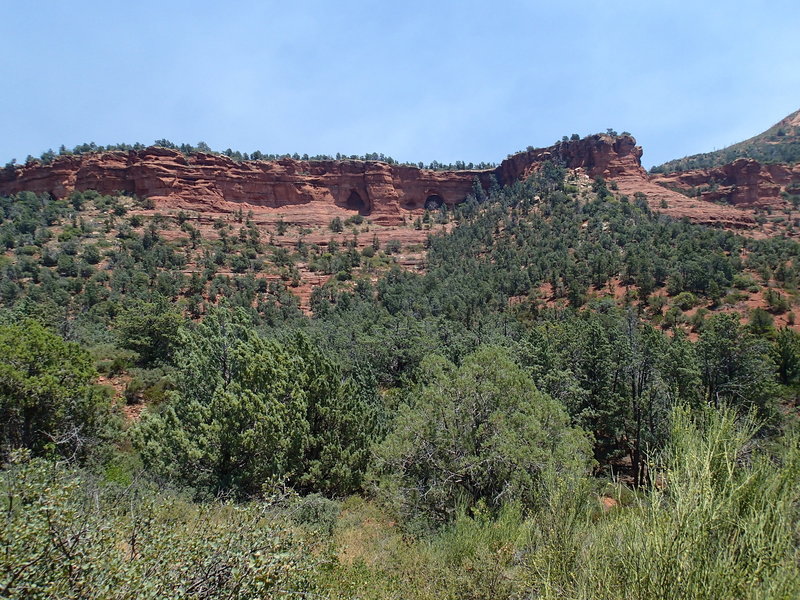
[0,134,776,231]
[496,134,647,184]
[652,159,800,209]
[0,134,650,221]
[0,149,494,225]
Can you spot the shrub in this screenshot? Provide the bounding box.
[135,314,381,498]
[0,322,115,460]
[384,239,402,255]
[372,346,592,526]
[0,452,323,599]
[672,291,698,311]
[345,214,364,226]
[92,344,138,375]
[291,493,341,535]
[765,288,790,313]
[732,272,759,290]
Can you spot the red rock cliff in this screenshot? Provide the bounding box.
[0,135,647,222]
[0,134,765,230]
[496,134,647,183]
[652,159,800,209]
[0,148,497,225]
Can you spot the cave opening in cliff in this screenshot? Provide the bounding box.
[346,190,370,215]
[424,194,444,210]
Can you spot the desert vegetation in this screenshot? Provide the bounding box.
[2,161,800,598]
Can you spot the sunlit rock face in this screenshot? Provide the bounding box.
[5,133,783,230]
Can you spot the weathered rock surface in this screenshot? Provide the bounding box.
[498,134,756,229]
[0,149,494,225]
[652,158,800,209]
[497,134,648,183]
[0,134,783,231]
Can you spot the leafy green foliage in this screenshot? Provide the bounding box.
[0,321,115,460]
[115,300,184,367]
[136,310,382,497]
[519,311,702,481]
[373,346,592,525]
[0,451,323,599]
[697,313,778,419]
[772,326,800,384]
[323,406,800,600]
[543,407,800,599]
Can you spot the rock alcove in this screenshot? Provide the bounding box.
[424,194,444,210]
[345,190,370,215]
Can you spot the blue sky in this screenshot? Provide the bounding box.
[2,1,799,168]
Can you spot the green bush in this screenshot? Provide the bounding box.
[672,291,698,311]
[733,272,759,290]
[91,344,138,375]
[384,239,402,254]
[0,452,324,599]
[345,214,365,226]
[0,321,116,460]
[372,346,592,526]
[765,287,791,313]
[124,368,172,405]
[291,493,341,535]
[135,311,381,497]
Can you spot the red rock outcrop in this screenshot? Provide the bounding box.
[497,134,647,183]
[496,134,756,229]
[0,134,653,218]
[652,159,800,209]
[0,134,773,231]
[0,149,494,226]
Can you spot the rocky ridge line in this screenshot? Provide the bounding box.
[0,135,783,229]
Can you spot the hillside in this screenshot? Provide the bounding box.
[2,132,798,320]
[3,138,800,598]
[652,108,800,174]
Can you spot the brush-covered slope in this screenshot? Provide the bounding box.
[649,110,800,232]
[652,108,800,174]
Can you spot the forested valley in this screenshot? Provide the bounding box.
[2,162,800,599]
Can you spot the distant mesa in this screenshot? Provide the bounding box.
[2,135,648,225]
[3,113,799,231]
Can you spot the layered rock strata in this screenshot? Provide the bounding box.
[1,134,783,230]
[652,159,800,209]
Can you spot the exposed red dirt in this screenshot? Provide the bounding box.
[599,496,619,512]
